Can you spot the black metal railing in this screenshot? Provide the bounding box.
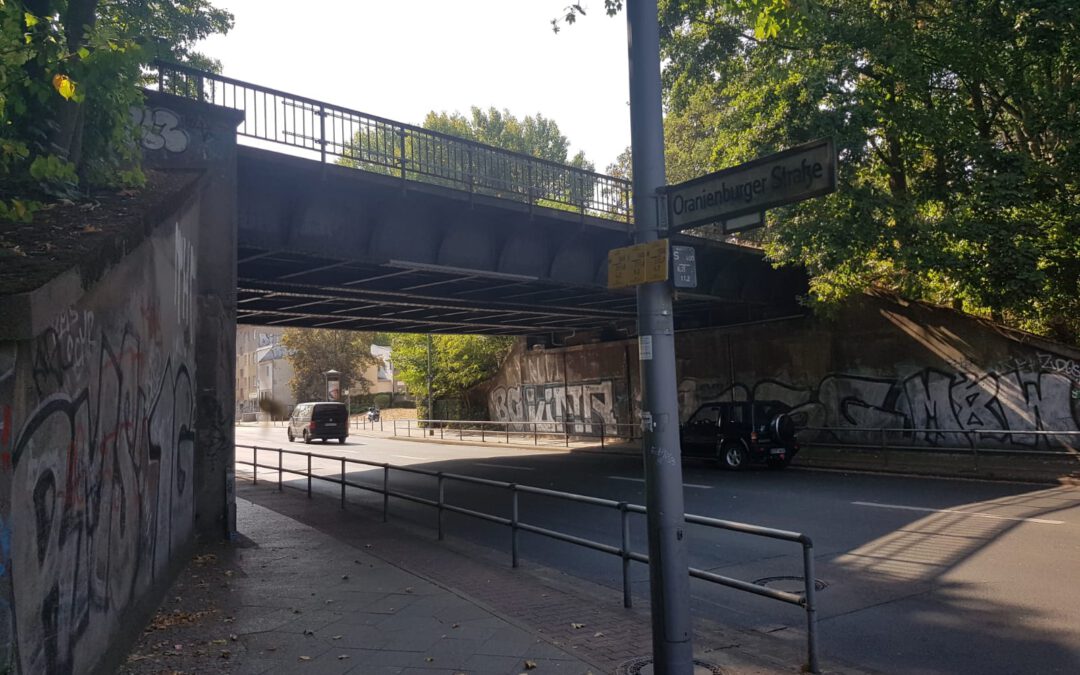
[368,417,640,448]
[236,444,820,673]
[153,61,633,222]
[798,426,1079,465]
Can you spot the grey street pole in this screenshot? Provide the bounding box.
[426,334,434,428]
[625,1,694,672]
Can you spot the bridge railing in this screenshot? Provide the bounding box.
[152,61,633,222]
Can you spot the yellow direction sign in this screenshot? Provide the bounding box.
[608,239,670,289]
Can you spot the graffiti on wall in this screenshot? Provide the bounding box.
[131,107,189,153]
[31,310,97,397]
[679,364,1079,449]
[175,223,196,342]
[10,322,195,675]
[490,381,619,434]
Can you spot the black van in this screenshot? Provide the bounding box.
[287,402,349,444]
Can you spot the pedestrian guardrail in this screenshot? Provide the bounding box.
[357,417,640,448]
[153,61,632,222]
[235,444,820,673]
[799,427,1078,470]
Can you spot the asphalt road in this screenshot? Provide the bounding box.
[235,424,1080,674]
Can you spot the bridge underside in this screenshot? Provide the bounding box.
[236,148,808,337]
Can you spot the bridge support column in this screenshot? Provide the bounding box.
[142,91,244,540]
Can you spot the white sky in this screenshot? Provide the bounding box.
[198,1,632,170]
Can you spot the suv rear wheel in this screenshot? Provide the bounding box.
[719,441,747,470]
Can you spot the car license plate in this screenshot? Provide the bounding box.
[769,448,785,455]
[325,422,336,426]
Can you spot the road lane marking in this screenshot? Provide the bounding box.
[391,455,431,461]
[609,476,712,490]
[851,501,1065,525]
[473,462,535,471]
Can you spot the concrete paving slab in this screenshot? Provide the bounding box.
[119,497,595,674]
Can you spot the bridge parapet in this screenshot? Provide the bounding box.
[153,61,632,223]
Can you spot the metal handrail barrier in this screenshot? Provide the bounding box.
[799,426,1079,458]
[153,61,633,222]
[235,444,821,672]
[376,417,641,448]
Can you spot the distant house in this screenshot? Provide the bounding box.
[365,344,402,403]
[235,327,296,420]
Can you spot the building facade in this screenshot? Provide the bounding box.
[236,326,296,420]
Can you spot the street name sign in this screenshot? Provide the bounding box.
[663,138,836,233]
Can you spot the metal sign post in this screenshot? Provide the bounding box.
[625,1,694,671]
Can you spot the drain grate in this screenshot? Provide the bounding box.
[751,575,829,594]
[616,657,725,674]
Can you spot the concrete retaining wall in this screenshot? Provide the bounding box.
[0,194,201,673]
[484,293,1080,452]
[0,92,240,674]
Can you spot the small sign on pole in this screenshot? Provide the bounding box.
[671,245,697,289]
[608,239,670,289]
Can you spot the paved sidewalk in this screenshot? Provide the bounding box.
[237,482,867,674]
[120,498,594,674]
[122,480,869,674]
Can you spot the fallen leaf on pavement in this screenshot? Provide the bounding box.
[332,635,343,640]
[571,623,586,629]
[337,655,350,660]
[524,660,538,669]
[593,632,605,637]
[303,629,315,636]
[425,657,435,662]
[299,655,312,661]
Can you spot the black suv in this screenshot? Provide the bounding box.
[287,402,349,444]
[680,400,798,470]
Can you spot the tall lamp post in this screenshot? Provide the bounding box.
[625,0,693,672]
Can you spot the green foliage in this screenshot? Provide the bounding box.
[389,334,514,419]
[658,0,1080,344]
[338,105,597,212]
[281,328,377,404]
[423,107,592,168]
[0,1,233,220]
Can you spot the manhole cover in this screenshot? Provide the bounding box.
[751,575,829,594]
[616,657,724,674]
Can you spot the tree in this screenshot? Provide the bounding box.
[389,334,514,419]
[339,105,597,213]
[1,1,233,220]
[281,328,377,404]
[656,0,1080,344]
[423,107,593,169]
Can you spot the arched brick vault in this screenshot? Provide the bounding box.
[235,146,808,337]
